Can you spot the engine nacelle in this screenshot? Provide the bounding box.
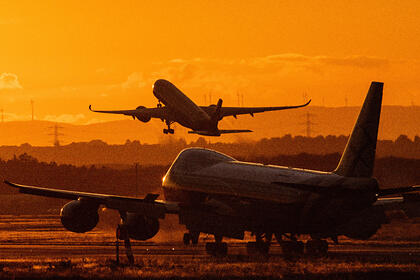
[135,106,151,122]
[125,213,159,240]
[60,199,99,233]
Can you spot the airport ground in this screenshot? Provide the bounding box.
[0,215,419,279]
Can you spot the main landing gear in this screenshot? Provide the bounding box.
[247,232,272,255]
[305,239,328,257]
[183,231,200,245]
[163,120,174,134]
[276,234,328,258]
[205,234,228,256]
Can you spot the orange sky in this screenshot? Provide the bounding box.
[1,0,420,124]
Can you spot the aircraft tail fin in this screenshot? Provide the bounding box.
[211,99,223,123]
[334,82,383,178]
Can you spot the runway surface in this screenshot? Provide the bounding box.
[0,214,419,262]
[0,241,419,260]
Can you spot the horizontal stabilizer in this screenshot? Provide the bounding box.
[378,185,420,197]
[188,129,252,136]
[218,129,252,134]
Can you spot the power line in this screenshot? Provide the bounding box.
[48,123,64,147]
[300,112,316,137]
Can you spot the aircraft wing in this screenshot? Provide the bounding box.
[218,100,311,118]
[88,105,170,119]
[4,181,179,218]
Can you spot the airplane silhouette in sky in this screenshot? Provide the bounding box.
[89,79,311,136]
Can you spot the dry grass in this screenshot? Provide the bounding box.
[0,256,418,279]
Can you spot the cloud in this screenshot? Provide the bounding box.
[0,73,23,89]
[252,54,389,68]
[0,18,20,25]
[1,112,31,121]
[121,72,147,89]
[43,114,86,123]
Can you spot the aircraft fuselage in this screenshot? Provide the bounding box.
[153,79,213,131]
[162,148,379,237]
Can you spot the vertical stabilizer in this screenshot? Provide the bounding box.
[334,82,383,178]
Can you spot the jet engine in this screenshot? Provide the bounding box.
[135,106,151,122]
[60,199,99,233]
[124,213,159,240]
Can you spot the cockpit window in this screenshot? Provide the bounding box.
[170,148,235,173]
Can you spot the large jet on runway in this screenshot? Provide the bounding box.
[89,79,311,136]
[4,82,419,261]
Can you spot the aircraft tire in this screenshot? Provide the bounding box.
[305,239,328,257]
[183,233,191,245]
[205,242,228,256]
[280,241,304,259]
[246,241,270,255]
[190,231,199,245]
[163,129,168,134]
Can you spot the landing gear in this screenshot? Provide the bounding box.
[163,120,175,134]
[305,239,328,257]
[247,232,271,255]
[157,101,162,108]
[183,231,199,245]
[247,242,270,255]
[276,233,329,258]
[205,234,227,256]
[276,233,304,258]
[115,212,134,265]
[280,240,304,258]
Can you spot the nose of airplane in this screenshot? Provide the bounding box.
[153,79,169,91]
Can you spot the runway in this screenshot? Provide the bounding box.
[0,241,419,260]
[0,215,419,262]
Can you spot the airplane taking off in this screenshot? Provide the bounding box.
[4,82,420,261]
[89,79,311,136]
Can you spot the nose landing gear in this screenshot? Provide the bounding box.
[115,212,134,265]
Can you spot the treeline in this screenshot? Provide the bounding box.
[0,152,419,214]
[0,134,419,166]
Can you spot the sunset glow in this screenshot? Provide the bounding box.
[0,0,419,125]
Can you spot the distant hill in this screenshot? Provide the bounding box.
[0,106,418,146]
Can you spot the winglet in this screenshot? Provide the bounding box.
[4,180,22,191]
[89,105,93,111]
